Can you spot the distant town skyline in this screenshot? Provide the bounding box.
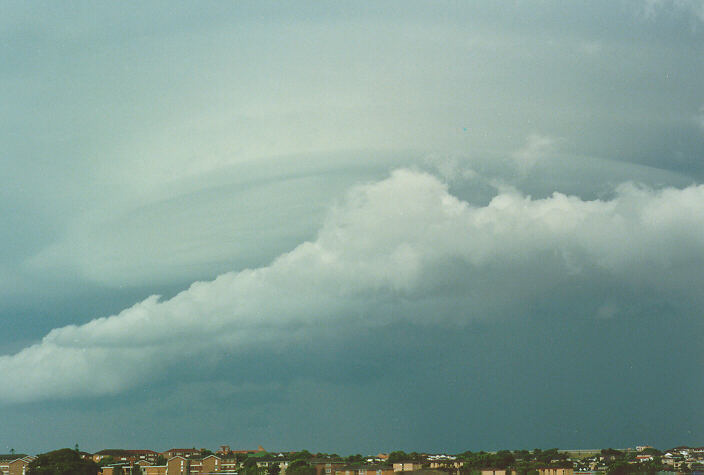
[1,0,703,455]
[4,444,704,475]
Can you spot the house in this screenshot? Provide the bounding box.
[537,468,573,475]
[336,465,395,475]
[167,456,189,475]
[404,469,448,475]
[311,459,347,475]
[217,447,231,456]
[255,457,291,474]
[219,457,239,473]
[228,446,267,456]
[128,450,160,463]
[428,462,462,470]
[393,462,423,472]
[480,469,508,475]
[190,455,223,474]
[94,449,159,464]
[428,460,462,470]
[162,449,201,459]
[0,456,33,475]
[145,462,168,475]
[95,450,131,463]
[143,455,223,475]
[101,466,131,475]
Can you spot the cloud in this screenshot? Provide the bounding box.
[696,105,704,131]
[422,153,478,182]
[595,302,619,320]
[23,154,394,289]
[579,41,603,56]
[511,134,560,173]
[2,168,704,403]
[643,0,704,24]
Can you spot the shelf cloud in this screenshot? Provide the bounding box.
[3,168,703,404]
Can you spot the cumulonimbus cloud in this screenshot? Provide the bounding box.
[2,168,704,403]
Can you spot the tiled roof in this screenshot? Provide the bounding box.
[0,454,29,461]
[337,465,393,471]
[96,449,131,456]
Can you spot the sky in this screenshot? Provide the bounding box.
[1,0,704,456]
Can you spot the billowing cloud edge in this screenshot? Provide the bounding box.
[2,168,704,403]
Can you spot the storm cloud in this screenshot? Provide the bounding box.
[2,0,704,453]
[3,168,703,403]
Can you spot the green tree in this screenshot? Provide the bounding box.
[345,454,364,464]
[132,464,142,475]
[492,451,515,469]
[154,455,167,466]
[28,448,99,475]
[514,450,530,461]
[243,458,263,475]
[291,451,313,460]
[288,459,316,475]
[606,461,631,475]
[98,456,117,467]
[640,448,661,456]
[244,458,259,469]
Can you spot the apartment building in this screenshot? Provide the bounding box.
[336,464,395,475]
[538,468,573,475]
[141,454,224,475]
[311,459,347,475]
[393,463,423,472]
[162,449,201,459]
[0,456,33,475]
[94,449,159,464]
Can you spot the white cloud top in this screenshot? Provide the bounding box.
[2,169,703,403]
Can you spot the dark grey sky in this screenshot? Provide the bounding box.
[1,0,703,455]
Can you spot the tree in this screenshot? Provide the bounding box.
[244,458,259,469]
[98,456,117,467]
[28,448,99,475]
[154,455,167,466]
[132,464,142,475]
[640,448,661,457]
[242,458,263,475]
[606,461,631,475]
[288,459,316,475]
[345,454,364,464]
[291,451,313,460]
[200,449,214,457]
[492,451,515,469]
